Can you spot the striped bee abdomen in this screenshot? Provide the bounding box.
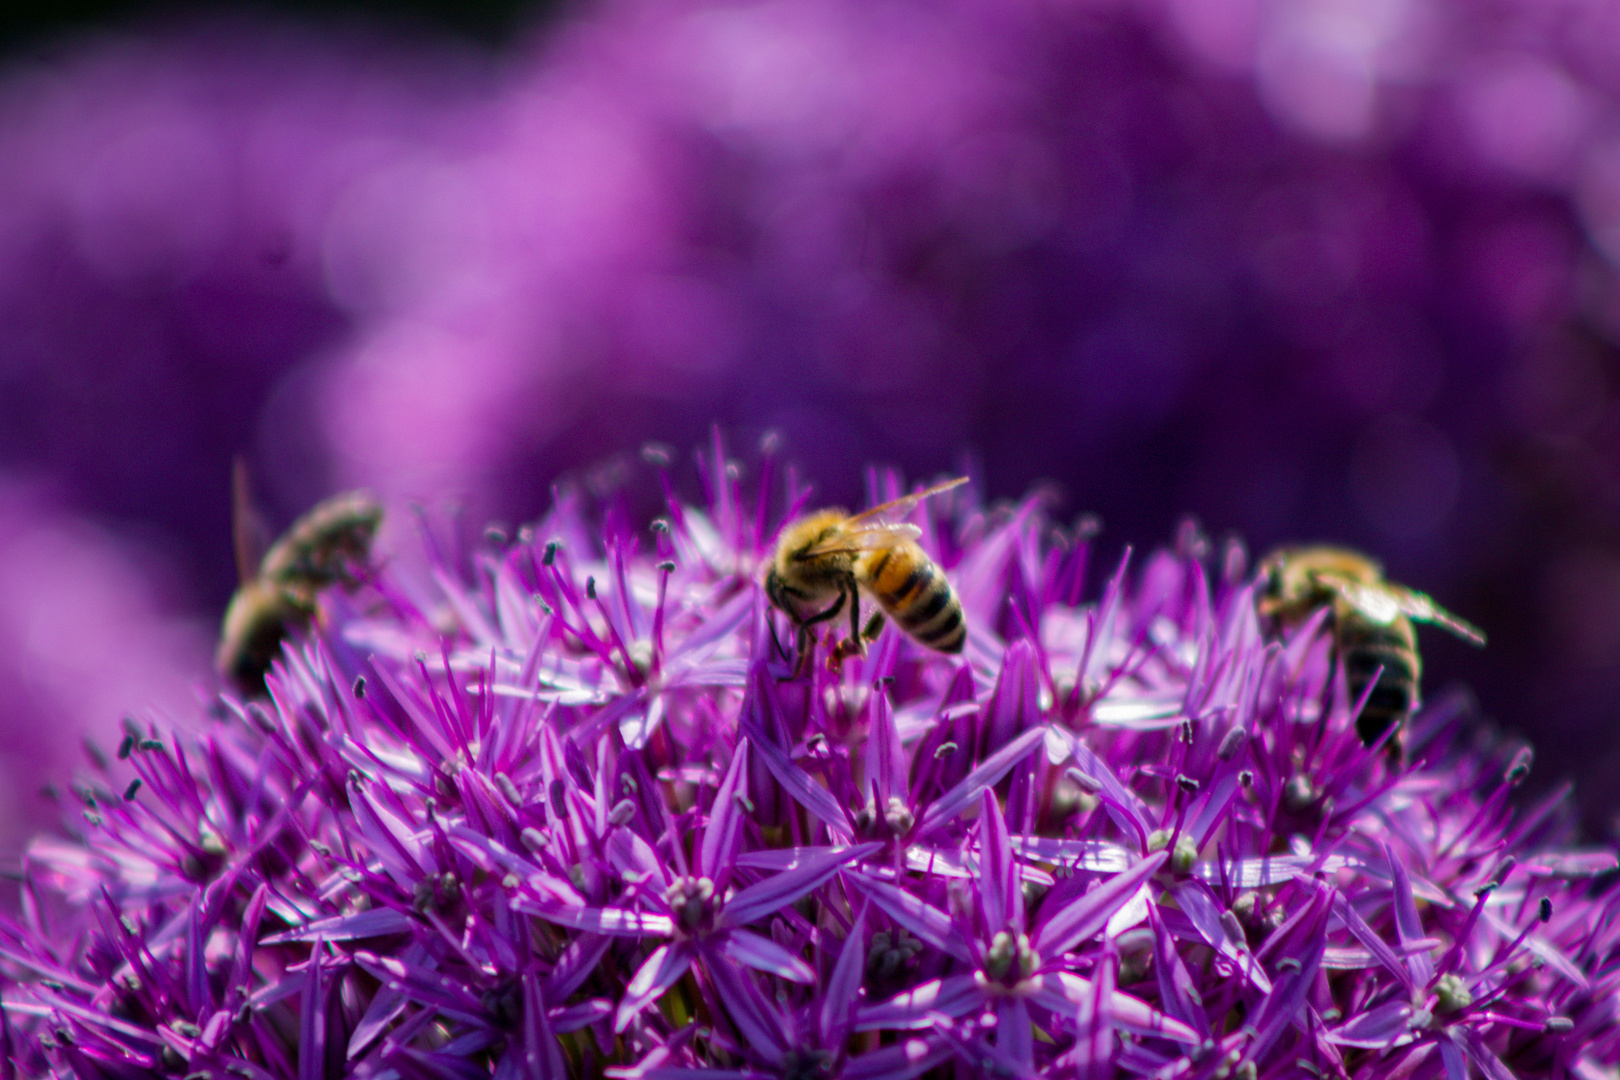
[861,543,966,654]
[1336,615,1419,751]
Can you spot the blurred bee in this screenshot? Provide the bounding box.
[765,477,968,677]
[1258,547,1485,760]
[218,462,383,694]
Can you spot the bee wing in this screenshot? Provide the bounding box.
[846,476,969,526]
[798,522,922,558]
[1319,575,1487,646]
[231,457,270,584]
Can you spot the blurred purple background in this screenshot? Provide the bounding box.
[3,0,1620,853]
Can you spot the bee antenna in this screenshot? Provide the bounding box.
[231,456,269,585]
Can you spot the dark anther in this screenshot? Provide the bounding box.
[1217,728,1247,761]
[1507,749,1533,786]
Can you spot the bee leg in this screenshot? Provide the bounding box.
[767,609,789,664]
[792,628,813,679]
[827,577,870,674]
[846,575,863,654]
[790,592,847,679]
[831,613,889,672]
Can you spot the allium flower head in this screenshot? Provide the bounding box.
[2,439,1616,1078]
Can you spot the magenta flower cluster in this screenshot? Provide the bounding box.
[3,445,1616,1078]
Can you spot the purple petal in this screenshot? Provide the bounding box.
[1386,843,1436,986]
[1325,1001,1418,1048]
[524,903,674,939]
[1330,892,1411,992]
[1013,837,1131,873]
[544,933,614,1002]
[744,731,851,838]
[1238,885,1330,1065]
[1184,771,1240,848]
[985,639,1041,753]
[1033,850,1168,958]
[700,741,749,883]
[1440,1031,1471,1080]
[352,951,485,1015]
[1461,1025,1519,1080]
[667,589,754,661]
[605,821,668,884]
[718,928,815,983]
[1072,953,1115,1080]
[1148,905,1206,1038]
[520,971,569,1080]
[866,688,906,805]
[1480,908,1589,988]
[348,943,423,1058]
[702,952,788,1062]
[979,789,1017,933]
[854,975,984,1030]
[841,1038,953,1080]
[1040,972,1199,1044]
[261,908,413,944]
[842,872,975,965]
[720,842,879,928]
[1194,852,1357,888]
[1523,851,1620,878]
[549,999,612,1034]
[1051,726,1152,842]
[615,944,694,1033]
[1078,550,1130,688]
[820,905,866,1048]
[297,942,328,1080]
[736,845,863,872]
[915,726,1045,840]
[1166,879,1272,993]
[997,996,1035,1074]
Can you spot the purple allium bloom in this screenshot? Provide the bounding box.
[13,0,1620,830]
[2,442,1616,1078]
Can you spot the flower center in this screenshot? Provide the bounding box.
[852,796,915,841]
[1434,973,1473,1015]
[979,930,1040,992]
[664,876,716,935]
[866,928,924,982]
[1146,828,1198,874]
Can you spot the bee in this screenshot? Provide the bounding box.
[1257,547,1485,760]
[765,477,968,677]
[218,462,383,694]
